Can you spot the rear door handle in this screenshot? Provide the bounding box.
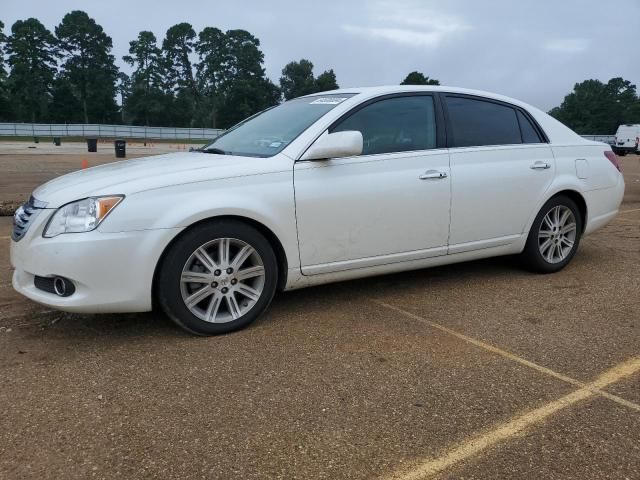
[530,161,551,170]
[419,170,448,180]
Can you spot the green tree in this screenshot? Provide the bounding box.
[56,10,119,123]
[0,20,11,120]
[279,59,340,100]
[218,77,280,128]
[123,31,171,125]
[0,21,5,77]
[315,69,339,93]
[195,27,226,128]
[162,23,199,126]
[216,30,280,128]
[549,78,640,134]
[280,59,316,100]
[400,71,440,85]
[603,78,640,130]
[116,72,131,122]
[6,18,59,122]
[50,76,83,123]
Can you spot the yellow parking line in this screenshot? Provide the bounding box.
[385,356,640,480]
[373,301,640,412]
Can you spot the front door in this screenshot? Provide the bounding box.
[294,94,451,275]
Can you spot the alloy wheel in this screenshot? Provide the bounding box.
[537,205,577,264]
[180,238,266,323]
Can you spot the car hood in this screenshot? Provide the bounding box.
[33,152,287,207]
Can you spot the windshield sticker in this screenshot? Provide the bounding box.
[309,97,348,105]
[268,141,283,148]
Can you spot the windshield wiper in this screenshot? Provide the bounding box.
[202,147,229,155]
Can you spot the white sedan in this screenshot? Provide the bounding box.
[10,86,625,335]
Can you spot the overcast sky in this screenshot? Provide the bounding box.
[3,0,639,110]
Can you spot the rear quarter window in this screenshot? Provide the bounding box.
[517,110,543,144]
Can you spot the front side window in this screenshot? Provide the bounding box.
[331,95,437,156]
[446,96,522,148]
[203,94,355,157]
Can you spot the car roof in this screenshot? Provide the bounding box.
[308,85,533,108]
[303,85,586,146]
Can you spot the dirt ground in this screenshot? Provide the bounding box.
[0,140,199,210]
[0,152,638,480]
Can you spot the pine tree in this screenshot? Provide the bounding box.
[196,27,226,128]
[56,10,119,123]
[280,59,340,100]
[6,18,59,122]
[0,20,10,120]
[400,71,440,85]
[123,31,170,125]
[162,23,199,126]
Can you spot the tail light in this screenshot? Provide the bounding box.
[604,150,622,172]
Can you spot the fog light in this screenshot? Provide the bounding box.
[34,275,76,297]
[53,277,67,296]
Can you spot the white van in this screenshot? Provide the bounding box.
[613,124,640,155]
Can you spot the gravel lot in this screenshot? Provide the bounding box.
[0,140,198,209]
[0,150,638,479]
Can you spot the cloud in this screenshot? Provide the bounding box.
[342,25,447,48]
[342,0,471,48]
[3,0,637,111]
[544,38,589,53]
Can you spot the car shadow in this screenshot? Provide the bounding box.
[17,254,525,342]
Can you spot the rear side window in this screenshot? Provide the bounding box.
[517,110,543,144]
[331,95,437,155]
[445,96,522,148]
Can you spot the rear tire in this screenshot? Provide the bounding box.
[521,195,583,274]
[157,220,278,335]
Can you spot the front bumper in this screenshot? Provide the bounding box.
[10,210,182,313]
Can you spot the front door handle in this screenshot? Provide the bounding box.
[419,170,448,180]
[530,161,551,170]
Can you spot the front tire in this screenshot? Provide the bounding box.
[157,220,278,335]
[521,195,583,273]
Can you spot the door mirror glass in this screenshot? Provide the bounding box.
[301,131,363,160]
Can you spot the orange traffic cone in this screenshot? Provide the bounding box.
[81,159,89,169]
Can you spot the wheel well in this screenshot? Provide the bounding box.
[151,216,289,307]
[553,190,587,232]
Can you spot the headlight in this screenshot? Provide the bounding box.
[43,196,124,238]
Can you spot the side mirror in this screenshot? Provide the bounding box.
[301,131,363,161]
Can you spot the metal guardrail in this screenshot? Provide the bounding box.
[0,123,223,140]
[0,123,616,144]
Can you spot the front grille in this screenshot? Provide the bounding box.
[12,196,46,242]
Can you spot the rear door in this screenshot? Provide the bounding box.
[294,94,451,275]
[444,95,555,253]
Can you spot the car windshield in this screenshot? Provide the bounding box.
[202,94,355,157]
